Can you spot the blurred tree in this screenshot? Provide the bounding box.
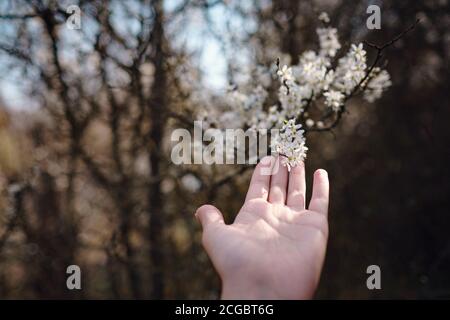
[0,0,449,299]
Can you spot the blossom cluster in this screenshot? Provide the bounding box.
[271,119,308,171]
[198,12,392,169]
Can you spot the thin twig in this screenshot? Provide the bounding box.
[309,19,420,133]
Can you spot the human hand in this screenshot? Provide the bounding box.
[195,156,330,299]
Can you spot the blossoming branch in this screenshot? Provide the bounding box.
[197,13,419,170]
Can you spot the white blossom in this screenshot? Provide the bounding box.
[324,90,345,112]
[296,50,331,92]
[271,119,308,171]
[265,105,284,128]
[306,119,314,127]
[277,65,294,83]
[181,174,201,192]
[317,27,341,57]
[278,83,308,118]
[318,12,330,23]
[223,85,268,128]
[363,69,392,102]
[352,43,367,61]
[333,43,367,94]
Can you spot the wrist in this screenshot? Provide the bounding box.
[220,277,281,300]
[220,274,316,300]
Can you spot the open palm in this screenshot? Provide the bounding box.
[196,156,330,299]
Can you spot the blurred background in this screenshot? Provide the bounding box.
[0,0,449,299]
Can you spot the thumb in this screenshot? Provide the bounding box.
[195,204,224,230]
